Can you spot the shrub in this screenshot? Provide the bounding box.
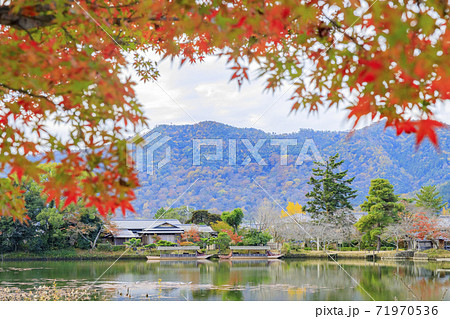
[242,229,272,246]
[216,232,231,252]
[124,238,141,247]
[144,243,157,249]
[96,243,113,252]
[281,242,291,254]
[112,245,127,251]
[156,240,177,247]
[179,241,196,246]
[210,220,233,233]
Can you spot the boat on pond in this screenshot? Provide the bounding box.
[146,246,213,260]
[219,246,283,260]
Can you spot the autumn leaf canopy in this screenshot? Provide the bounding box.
[0,0,448,220]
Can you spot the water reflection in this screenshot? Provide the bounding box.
[0,259,448,301]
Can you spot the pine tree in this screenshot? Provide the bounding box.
[305,153,357,222]
[355,179,404,251]
[187,210,222,225]
[221,208,244,233]
[414,185,447,214]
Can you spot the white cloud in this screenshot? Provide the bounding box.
[134,56,449,133]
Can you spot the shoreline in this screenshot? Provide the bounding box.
[2,249,450,262]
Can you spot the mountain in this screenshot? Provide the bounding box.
[130,121,450,218]
[437,181,450,206]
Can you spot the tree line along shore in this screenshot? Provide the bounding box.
[1,154,449,259]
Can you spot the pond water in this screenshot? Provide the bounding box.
[0,259,449,301]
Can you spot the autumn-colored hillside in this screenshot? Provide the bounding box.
[130,121,449,218]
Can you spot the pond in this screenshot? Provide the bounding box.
[0,259,449,301]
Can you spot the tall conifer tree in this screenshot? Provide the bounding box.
[414,185,447,214]
[356,179,404,250]
[305,153,357,223]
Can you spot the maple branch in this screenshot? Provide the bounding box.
[76,230,94,248]
[17,24,36,42]
[0,3,179,30]
[322,14,363,48]
[61,25,76,42]
[0,5,55,30]
[91,225,103,250]
[0,83,55,104]
[90,1,141,9]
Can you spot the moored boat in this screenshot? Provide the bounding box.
[147,246,213,260]
[218,246,283,260]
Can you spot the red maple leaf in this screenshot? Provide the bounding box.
[62,188,81,210]
[387,120,417,135]
[120,200,135,216]
[415,119,446,146]
[9,165,24,182]
[357,59,384,84]
[348,96,375,126]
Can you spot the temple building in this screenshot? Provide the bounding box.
[106,219,216,245]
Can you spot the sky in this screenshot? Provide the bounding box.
[133,56,450,134]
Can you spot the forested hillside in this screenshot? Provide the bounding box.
[130,121,449,218]
[438,182,450,205]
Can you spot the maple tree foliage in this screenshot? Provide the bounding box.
[220,228,243,244]
[0,0,449,220]
[407,211,444,241]
[179,226,201,245]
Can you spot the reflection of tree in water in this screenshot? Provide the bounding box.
[356,265,402,301]
[280,260,357,300]
[356,263,449,301]
[212,261,272,287]
[222,289,244,301]
[191,289,220,301]
[211,262,231,287]
[0,260,151,288]
[191,287,244,301]
[401,275,449,301]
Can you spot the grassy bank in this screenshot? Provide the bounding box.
[0,248,148,261]
[284,249,450,260]
[284,250,397,259]
[423,249,450,259]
